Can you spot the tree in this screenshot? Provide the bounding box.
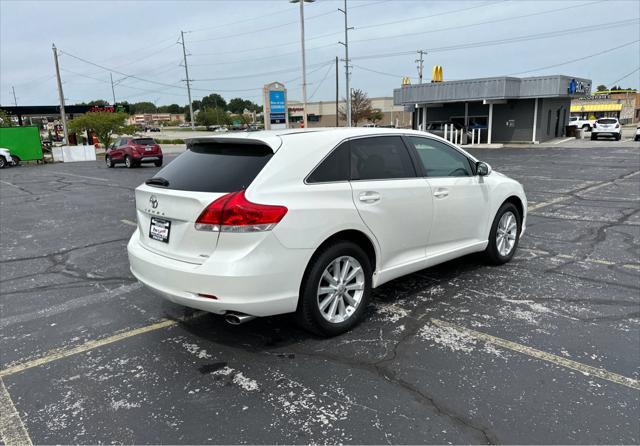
[369,109,384,125]
[130,101,157,114]
[339,89,373,126]
[0,109,15,127]
[596,85,608,92]
[87,99,110,106]
[158,104,184,114]
[228,97,260,114]
[195,108,231,127]
[68,112,133,148]
[201,93,227,111]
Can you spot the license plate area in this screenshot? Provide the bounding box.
[145,145,153,151]
[149,217,171,243]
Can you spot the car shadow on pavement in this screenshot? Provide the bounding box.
[169,253,488,352]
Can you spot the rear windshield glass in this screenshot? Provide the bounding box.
[597,119,616,124]
[133,138,156,145]
[148,142,273,192]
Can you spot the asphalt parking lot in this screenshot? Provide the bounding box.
[1,139,639,444]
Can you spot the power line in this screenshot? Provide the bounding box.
[350,18,639,61]
[508,40,640,76]
[355,0,507,32]
[350,0,602,45]
[309,63,334,100]
[609,67,640,86]
[191,60,333,82]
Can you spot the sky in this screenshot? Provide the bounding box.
[1,0,639,107]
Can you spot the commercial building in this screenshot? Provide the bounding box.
[287,97,412,128]
[394,75,592,144]
[127,113,185,126]
[570,90,639,124]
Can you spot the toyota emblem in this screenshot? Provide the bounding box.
[149,195,158,209]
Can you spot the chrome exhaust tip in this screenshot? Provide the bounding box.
[225,313,257,325]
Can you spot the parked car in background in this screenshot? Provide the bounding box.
[568,116,595,131]
[0,147,15,168]
[591,118,622,140]
[127,128,527,336]
[635,126,640,141]
[106,137,163,168]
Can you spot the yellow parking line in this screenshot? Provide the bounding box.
[431,319,640,391]
[0,378,32,446]
[0,319,179,378]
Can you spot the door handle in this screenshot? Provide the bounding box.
[359,191,381,203]
[433,188,449,198]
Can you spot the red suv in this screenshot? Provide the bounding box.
[106,137,163,168]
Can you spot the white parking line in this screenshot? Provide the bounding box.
[0,378,32,446]
[431,319,640,391]
[121,219,137,226]
[552,137,575,145]
[50,172,109,182]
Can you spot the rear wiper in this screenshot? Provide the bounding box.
[145,177,170,187]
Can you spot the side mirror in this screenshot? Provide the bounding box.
[476,161,492,176]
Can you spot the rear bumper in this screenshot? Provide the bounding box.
[592,130,620,136]
[127,229,312,317]
[133,155,162,163]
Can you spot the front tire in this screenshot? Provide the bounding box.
[105,156,114,168]
[0,156,6,169]
[296,241,372,336]
[485,202,521,265]
[124,155,133,168]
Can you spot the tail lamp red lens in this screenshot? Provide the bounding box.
[195,191,287,232]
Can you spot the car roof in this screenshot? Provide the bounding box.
[185,127,470,156]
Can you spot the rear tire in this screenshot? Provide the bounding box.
[11,156,20,166]
[125,155,133,168]
[582,124,590,131]
[616,133,621,141]
[105,156,114,168]
[296,241,372,337]
[591,134,597,141]
[0,156,6,169]
[485,202,521,265]
[154,159,163,167]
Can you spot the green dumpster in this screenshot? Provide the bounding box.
[0,126,43,162]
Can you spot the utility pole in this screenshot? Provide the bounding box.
[335,56,339,127]
[180,31,195,130]
[291,0,313,129]
[52,44,69,145]
[416,50,427,84]
[338,0,353,126]
[110,73,117,105]
[11,86,17,106]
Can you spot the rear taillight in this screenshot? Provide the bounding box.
[195,191,287,233]
[615,123,620,128]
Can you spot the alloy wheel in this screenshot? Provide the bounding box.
[317,256,365,324]
[496,211,517,256]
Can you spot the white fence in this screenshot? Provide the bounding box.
[52,146,97,162]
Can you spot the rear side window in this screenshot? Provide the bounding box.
[133,138,156,145]
[149,142,273,192]
[350,136,416,180]
[407,136,472,177]
[307,142,350,183]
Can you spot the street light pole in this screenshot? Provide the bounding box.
[291,0,313,129]
[52,43,69,145]
[338,0,352,127]
[11,86,17,106]
[180,30,196,130]
[110,72,117,105]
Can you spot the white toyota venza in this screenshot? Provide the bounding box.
[128,128,527,336]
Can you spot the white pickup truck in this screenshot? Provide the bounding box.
[568,116,595,130]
